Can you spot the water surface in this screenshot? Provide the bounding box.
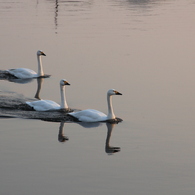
[1,0,195,194]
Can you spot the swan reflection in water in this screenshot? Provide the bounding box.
[75,122,121,154]
[57,121,101,143]
[58,121,69,143]
[105,122,120,154]
[34,77,44,100]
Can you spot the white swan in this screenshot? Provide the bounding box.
[7,50,47,79]
[68,89,122,122]
[26,79,70,111]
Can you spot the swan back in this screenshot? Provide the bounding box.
[69,109,107,122]
[8,68,37,79]
[26,100,60,111]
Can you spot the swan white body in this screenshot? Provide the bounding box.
[7,50,46,79]
[26,79,70,111]
[68,89,122,122]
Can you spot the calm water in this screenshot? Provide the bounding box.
[1,0,195,194]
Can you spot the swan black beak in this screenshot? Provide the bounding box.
[41,52,46,56]
[116,91,122,95]
[65,82,70,86]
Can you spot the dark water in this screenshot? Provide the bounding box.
[1,0,195,194]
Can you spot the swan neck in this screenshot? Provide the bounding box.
[37,55,44,76]
[107,94,115,119]
[60,85,68,109]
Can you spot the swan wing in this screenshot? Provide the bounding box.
[26,100,60,111]
[69,109,107,122]
[8,68,37,79]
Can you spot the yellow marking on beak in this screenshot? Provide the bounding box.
[64,81,70,85]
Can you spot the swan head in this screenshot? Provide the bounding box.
[107,89,122,96]
[37,50,46,56]
[60,79,70,86]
